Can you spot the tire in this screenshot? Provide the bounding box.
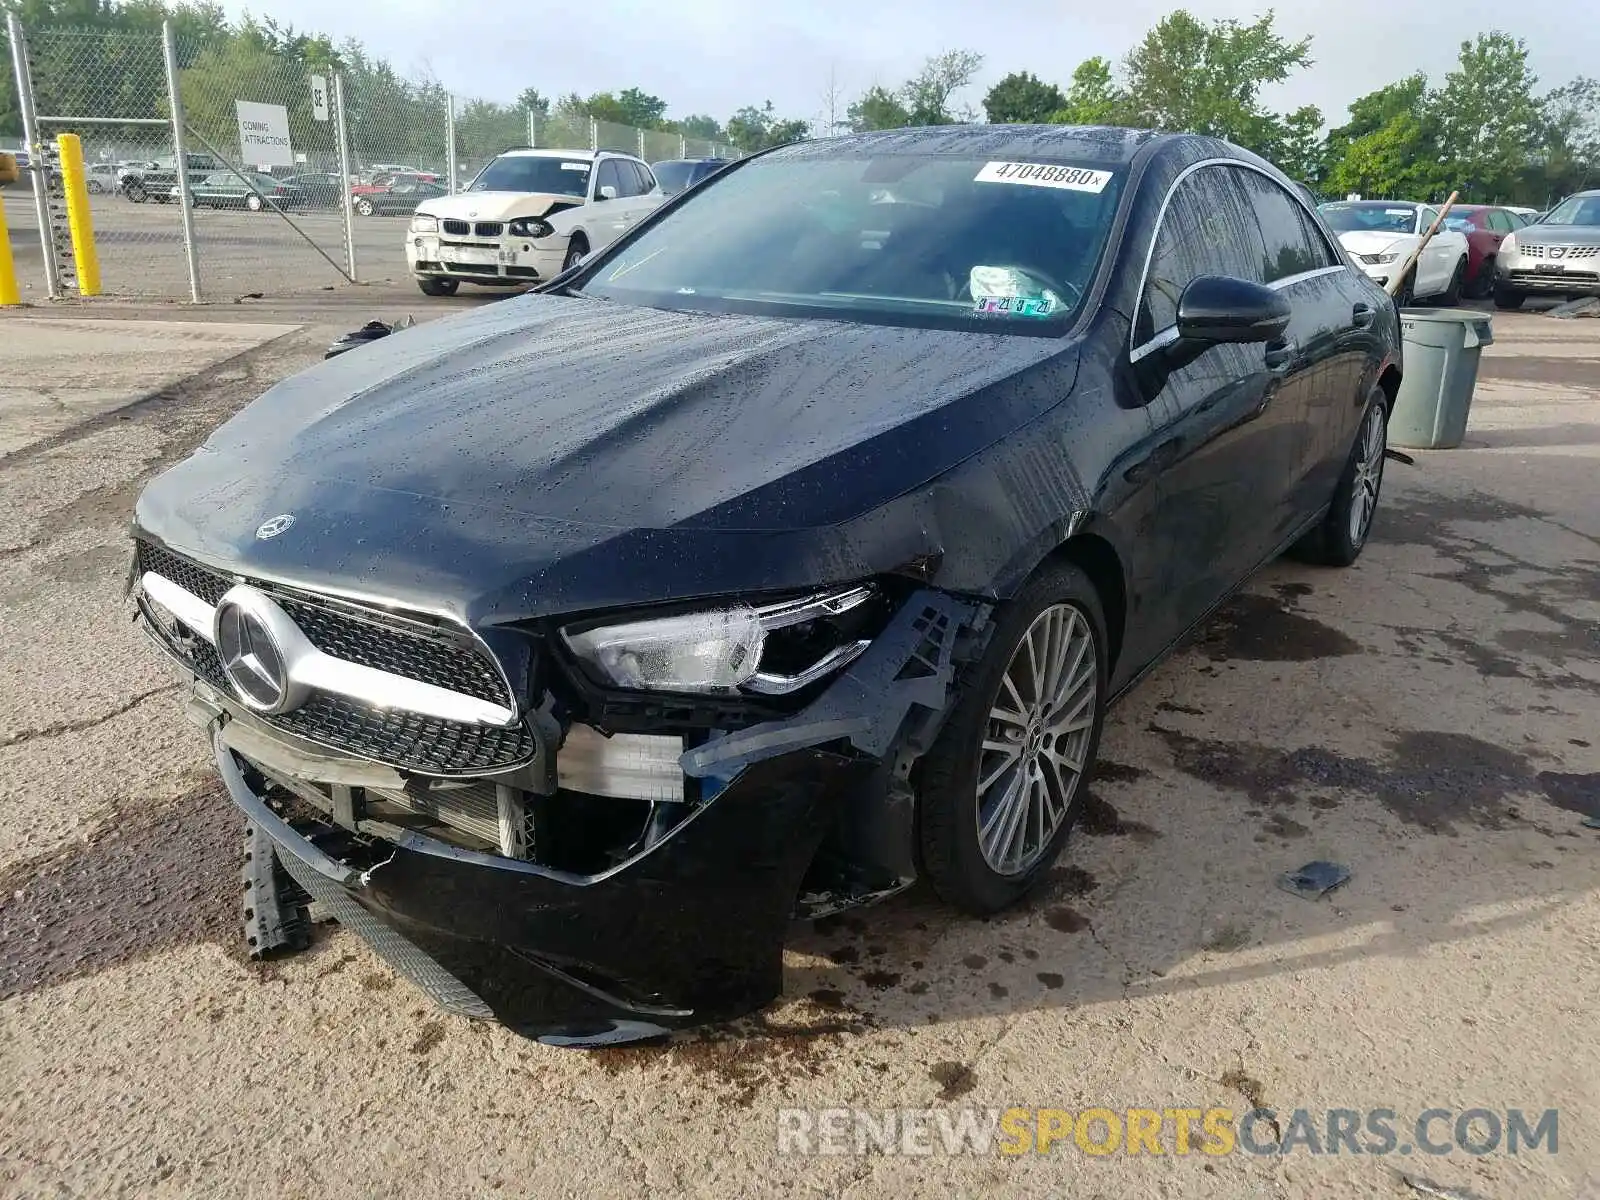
[562,235,589,272]
[417,277,459,297]
[126,183,146,203]
[87,179,105,195]
[1493,284,1526,310]
[1466,256,1495,300]
[355,198,375,216]
[1394,269,1415,308]
[1439,257,1466,306]
[917,561,1109,915]
[245,193,264,212]
[1291,385,1387,567]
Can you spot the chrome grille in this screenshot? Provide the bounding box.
[135,541,534,775]
[1522,244,1600,260]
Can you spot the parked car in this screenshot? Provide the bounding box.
[1317,199,1471,304]
[125,153,224,203]
[85,162,120,194]
[1439,205,1524,298]
[352,171,435,197]
[1503,206,1543,225]
[364,163,435,183]
[406,148,662,294]
[283,172,347,208]
[649,157,729,196]
[1493,189,1600,308]
[353,178,447,216]
[175,171,308,212]
[129,125,1402,1044]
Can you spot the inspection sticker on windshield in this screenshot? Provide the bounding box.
[561,162,589,171]
[975,161,1112,193]
[975,295,1055,317]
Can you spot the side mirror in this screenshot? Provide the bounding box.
[597,185,617,201]
[1176,275,1291,344]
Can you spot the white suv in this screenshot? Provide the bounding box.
[405,149,662,296]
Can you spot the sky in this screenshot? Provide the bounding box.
[217,0,1597,131]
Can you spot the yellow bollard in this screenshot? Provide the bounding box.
[55,133,102,297]
[0,191,20,306]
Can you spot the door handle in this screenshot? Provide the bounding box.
[1352,303,1375,328]
[1264,340,1297,370]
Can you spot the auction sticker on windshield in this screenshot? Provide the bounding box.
[975,162,1112,193]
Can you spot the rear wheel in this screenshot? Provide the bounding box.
[918,561,1108,915]
[126,182,147,203]
[1493,284,1526,310]
[245,193,264,212]
[1291,385,1387,567]
[417,277,459,297]
[1466,256,1495,299]
[355,197,375,216]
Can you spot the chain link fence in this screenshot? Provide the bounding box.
[5,16,746,301]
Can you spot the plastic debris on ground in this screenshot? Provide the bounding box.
[1546,297,1600,319]
[325,315,416,358]
[1276,860,1351,900]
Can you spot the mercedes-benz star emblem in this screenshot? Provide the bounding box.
[255,513,295,540]
[212,586,309,715]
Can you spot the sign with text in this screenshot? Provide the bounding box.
[309,76,329,122]
[235,100,294,168]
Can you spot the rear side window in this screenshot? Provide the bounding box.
[1232,168,1335,281]
[1137,164,1267,344]
[1487,209,1514,233]
[632,162,657,194]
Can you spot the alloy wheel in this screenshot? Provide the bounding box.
[975,603,1098,876]
[1348,404,1386,545]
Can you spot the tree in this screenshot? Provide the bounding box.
[1537,77,1600,201]
[1120,9,1313,156]
[983,71,1066,124]
[1049,57,1129,125]
[725,101,807,152]
[1435,32,1543,200]
[675,114,723,141]
[615,86,668,130]
[845,85,910,132]
[516,88,550,119]
[1321,75,1446,198]
[901,49,984,125]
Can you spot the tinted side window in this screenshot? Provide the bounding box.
[633,162,657,194]
[596,159,623,196]
[1138,165,1268,344]
[1233,168,1333,280]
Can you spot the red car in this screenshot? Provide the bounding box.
[350,171,437,196]
[1442,205,1524,298]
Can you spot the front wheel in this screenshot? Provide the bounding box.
[245,193,264,212]
[355,198,375,216]
[1439,257,1466,306]
[562,235,589,272]
[126,183,147,203]
[1291,386,1387,567]
[417,277,459,296]
[917,561,1108,915]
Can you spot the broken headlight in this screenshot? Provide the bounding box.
[561,585,879,697]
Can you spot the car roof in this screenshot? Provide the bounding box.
[497,148,600,161]
[768,123,1167,165]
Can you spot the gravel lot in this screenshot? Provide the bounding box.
[1,292,1597,1199]
[3,187,459,301]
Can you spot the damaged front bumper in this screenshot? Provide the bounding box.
[195,588,989,1044]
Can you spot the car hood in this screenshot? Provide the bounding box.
[1518,224,1600,246]
[135,296,1080,624]
[415,191,586,221]
[1336,230,1413,256]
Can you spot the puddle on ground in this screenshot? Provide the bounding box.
[1193,593,1360,662]
[0,785,242,1000]
[1154,725,1589,835]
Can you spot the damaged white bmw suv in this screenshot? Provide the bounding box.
[405,148,663,296]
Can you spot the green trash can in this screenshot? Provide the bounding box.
[1389,308,1494,450]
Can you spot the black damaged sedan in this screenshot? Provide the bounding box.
[130,126,1401,1046]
